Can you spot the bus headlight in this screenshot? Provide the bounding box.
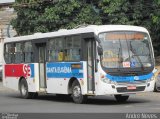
[101,76,116,84]
[101,77,111,83]
[146,77,154,82]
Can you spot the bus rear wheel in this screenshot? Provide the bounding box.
[114,95,129,102]
[71,80,87,104]
[20,79,38,99]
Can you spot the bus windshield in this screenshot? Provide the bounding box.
[99,31,153,70]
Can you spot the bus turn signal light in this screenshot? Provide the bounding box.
[71,64,81,69]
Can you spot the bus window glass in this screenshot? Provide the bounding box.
[65,36,81,61]
[56,38,63,49]
[24,41,32,52]
[24,42,33,62]
[49,50,56,61]
[48,37,64,61]
[15,43,23,63]
[73,36,81,48]
[4,44,12,63]
[48,36,81,62]
[57,38,64,61]
[48,39,55,61]
[49,40,55,49]
[72,36,81,61]
[66,37,72,48]
[72,49,81,60]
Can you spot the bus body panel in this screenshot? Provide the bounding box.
[94,62,155,95]
[95,78,155,95]
[46,78,69,94]
[144,80,155,92]
[46,61,88,94]
[33,63,40,92]
[3,77,19,91]
[3,63,38,92]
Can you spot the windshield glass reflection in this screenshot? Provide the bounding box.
[99,31,152,69]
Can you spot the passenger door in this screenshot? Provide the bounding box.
[85,38,96,93]
[34,42,47,91]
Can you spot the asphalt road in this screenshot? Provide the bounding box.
[0,82,160,113]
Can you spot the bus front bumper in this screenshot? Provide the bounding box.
[95,79,155,95]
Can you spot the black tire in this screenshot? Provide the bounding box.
[56,94,69,98]
[71,80,87,104]
[114,95,129,102]
[19,79,36,99]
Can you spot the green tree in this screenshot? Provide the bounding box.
[11,0,101,35]
[100,0,160,56]
[150,0,160,56]
[100,0,131,24]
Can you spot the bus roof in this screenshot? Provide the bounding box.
[4,25,149,43]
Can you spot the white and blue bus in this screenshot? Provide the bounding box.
[3,25,155,103]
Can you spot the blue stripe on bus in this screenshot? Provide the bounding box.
[106,73,153,82]
[29,64,34,78]
[46,62,83,78]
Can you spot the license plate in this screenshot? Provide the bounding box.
[127,86,136,90]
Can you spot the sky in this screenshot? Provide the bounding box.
[0,0,15,4]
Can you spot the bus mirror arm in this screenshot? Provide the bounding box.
[97,59,99,63]
[94,59,99,72]
[97,46,103,55]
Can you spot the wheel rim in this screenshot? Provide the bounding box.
[21,84,27,96]
[73,86,81,97]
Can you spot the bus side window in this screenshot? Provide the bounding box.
[49,50,55,61]
[72,36,81,61]
[4,43,12,63]
[48,37,65,62]
[72,49,80,61]
[48,36,81,62]
[24,41,33,63]
[10,44,15,63]
[15,43,23,63]
[64,49,68,61]
[64,35,81,61]
[58,50,64,61]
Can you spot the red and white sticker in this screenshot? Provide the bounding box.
[123,62,130,68]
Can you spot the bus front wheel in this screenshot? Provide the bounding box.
[114,95,129,102]
[71,80,87,104]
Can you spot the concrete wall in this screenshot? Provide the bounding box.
[0,7,17,38]
[0,0,15,4]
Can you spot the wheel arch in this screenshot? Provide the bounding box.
[68,77,79,94]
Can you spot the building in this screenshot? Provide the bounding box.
[0,0,16,39]
[0,1,16,80]
[0,0,15,5]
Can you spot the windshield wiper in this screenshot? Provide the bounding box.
[123,32,144,70]
[118,39,123,68]
[129,41,144,70]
